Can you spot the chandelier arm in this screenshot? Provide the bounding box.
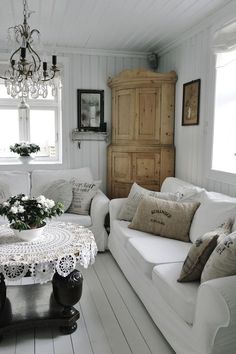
[0,75,8,80]
[10,47,22,63]
[41,70,56,82]
[27,43,41,71]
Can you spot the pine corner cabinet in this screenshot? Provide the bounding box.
[107,69,177,199]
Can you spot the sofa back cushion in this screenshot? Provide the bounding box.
[31,167,94,197]
[119,182,179,222]
[178,219,233,282]
[201,231,236,283]
[161,177,205,202]
[43,179,73,212]
[0,171,30,200]
[190,191,236,243]
[129,196,200,242]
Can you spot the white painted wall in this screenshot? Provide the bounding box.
[66,52,148,192]
[0,50,148,192]
[158,1,236,196]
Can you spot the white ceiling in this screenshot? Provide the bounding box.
[0,0,232,53]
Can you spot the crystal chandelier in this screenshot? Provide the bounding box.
[0,0,60,99]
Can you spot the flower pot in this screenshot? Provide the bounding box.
[11,223,46,241]
[19,156,33,164]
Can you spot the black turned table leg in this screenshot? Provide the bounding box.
[0,274,6,312]
[52,269,83,334]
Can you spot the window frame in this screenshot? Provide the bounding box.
[0,74,62,165]
[206,22,236,186]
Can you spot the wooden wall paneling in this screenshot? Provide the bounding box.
[68,52,148,193]
[158,27,236,193]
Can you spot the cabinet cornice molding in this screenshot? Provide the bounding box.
[108,69,177,88]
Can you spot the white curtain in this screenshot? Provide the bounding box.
[213,19,236,53]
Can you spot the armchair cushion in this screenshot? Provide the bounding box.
[0,171,30,197]
[67,181,99,215]
[31,167,94,197]
[43,179,73,212]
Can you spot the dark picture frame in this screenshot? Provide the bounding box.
[77,89,105,131]
[182,79,201,126]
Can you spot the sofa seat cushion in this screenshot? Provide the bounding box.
[54,213,92,227]
[152,263,199,324]
[110,220,149,247]
[126,235,192,278]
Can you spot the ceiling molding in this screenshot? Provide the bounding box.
[157,0,235,56]
[0,41,148,59]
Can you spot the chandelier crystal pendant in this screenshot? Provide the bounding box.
[0,0,60,99]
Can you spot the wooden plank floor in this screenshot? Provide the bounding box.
[0,252,175,354]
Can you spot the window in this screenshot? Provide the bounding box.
[212,50,236,174]
[0,80,61,163]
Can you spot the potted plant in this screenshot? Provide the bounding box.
[10,142,40,161]
[0,194,64,241]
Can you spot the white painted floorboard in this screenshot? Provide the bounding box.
[0,252,175,354]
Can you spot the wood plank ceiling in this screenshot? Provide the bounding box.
[0,0,232,53]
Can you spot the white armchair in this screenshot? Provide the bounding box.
[0,168,110,251]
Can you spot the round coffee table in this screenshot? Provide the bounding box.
[0,222,97,338]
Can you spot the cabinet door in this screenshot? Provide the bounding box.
[111,183,132,198]
[135,88,161,143]
[114,89,135,141]
[133,152,160,184]
[111,152,132,183]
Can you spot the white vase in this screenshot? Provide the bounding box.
[12,223,46,241]
[19,156,33,164]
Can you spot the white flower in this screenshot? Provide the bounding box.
[10,206,18,214]
[36,195,46,204]
[14,201,20,206]
[21,196,29,201]
[3,202,10,207]
[45,199,55,208]
[18,205,25,213]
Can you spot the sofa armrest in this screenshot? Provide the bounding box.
[192,275,236,353]
[90,190,110,252]
[109,198,127,222]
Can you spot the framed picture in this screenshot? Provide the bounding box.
[77,89,105,131]
[182,79,201,126]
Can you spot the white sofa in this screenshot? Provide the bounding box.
[108,177,236,354]
[0,168,109,251]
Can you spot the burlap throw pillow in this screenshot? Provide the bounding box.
[178,219,233,282]
[43,179,73,212]
[67,179,99,215]
[201,230,236,283]
[129,196,200,242]
[119,182,179,222]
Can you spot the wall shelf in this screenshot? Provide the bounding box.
[72,129,109,148]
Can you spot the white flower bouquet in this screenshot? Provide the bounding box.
[0,194,64,231]
[10,142,40,157]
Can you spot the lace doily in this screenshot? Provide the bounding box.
[0,222,97,283]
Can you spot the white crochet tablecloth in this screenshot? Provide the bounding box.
[0,222,97,283]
